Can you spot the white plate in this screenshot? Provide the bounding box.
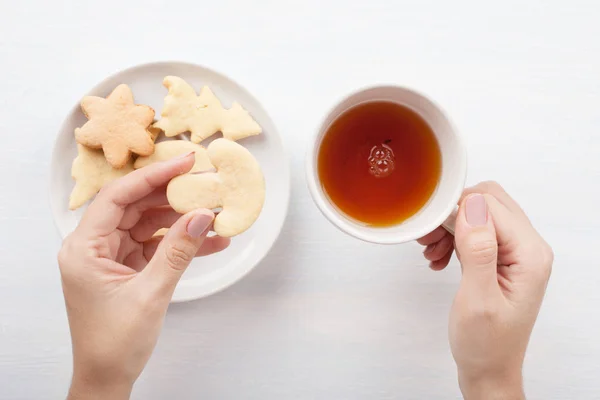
[50,61,290,302]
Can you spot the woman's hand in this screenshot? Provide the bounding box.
[418,182,553,400]
[58,153,230,400]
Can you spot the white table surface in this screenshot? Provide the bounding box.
[1,1,599,399]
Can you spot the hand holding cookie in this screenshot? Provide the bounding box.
[59,154,230,399]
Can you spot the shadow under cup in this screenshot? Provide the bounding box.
[306,86,467,244]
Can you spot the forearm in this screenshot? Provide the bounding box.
[67,374,132,400]
[459,372,525,400]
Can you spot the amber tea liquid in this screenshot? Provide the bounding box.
[318,101,442,226]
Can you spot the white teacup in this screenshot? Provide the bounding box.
[306,86,467,244]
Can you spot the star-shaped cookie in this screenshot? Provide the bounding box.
[75,84,155,168]
[69,144,134,210]
[153,76,262,143]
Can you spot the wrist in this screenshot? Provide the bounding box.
[68,372,133,400]
[459,370,524,400]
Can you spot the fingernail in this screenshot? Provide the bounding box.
[186,213,213,237]
[176,151,195,160]
[465,194,487,226]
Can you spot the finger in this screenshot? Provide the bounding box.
[481,194,527,267]
[453,194,517,263]
[429,245,454,271]
[78,153,195,236]
[454,194,501,298]
[460,181,526,217]
[417,226,448,246]
[141,209,214,296]
[114,230,141,264]
[119,188,169,230]
[130,208,183,243]
[194,236,231,256]
[123,249,149,272]
[423,232,454,262]
[143,235,231,260]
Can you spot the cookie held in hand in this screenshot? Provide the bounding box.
[75,84,155,168]
[69,144,134,210]
[134,140,213,173]
[166,138,265,237]
[153,228,169,237]
[154,76,262,143]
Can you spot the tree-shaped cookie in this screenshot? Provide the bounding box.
[154,76,262,143]
[166,138,265,237]
[69,144,134,210]
[75,84,155,168]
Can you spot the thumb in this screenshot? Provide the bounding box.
[144,209,214,294]
[455,194,500,295]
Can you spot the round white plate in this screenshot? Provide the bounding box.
[50,61,290,302]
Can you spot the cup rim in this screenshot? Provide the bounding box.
[305,84,467,244]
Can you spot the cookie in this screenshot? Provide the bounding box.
[153,228,169,237]
[147,125,162,142]
[153,76,262,143]
[75,84,155,169]
[134,140,213,172]
[69,144,134,210]
[166,138,265,237]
